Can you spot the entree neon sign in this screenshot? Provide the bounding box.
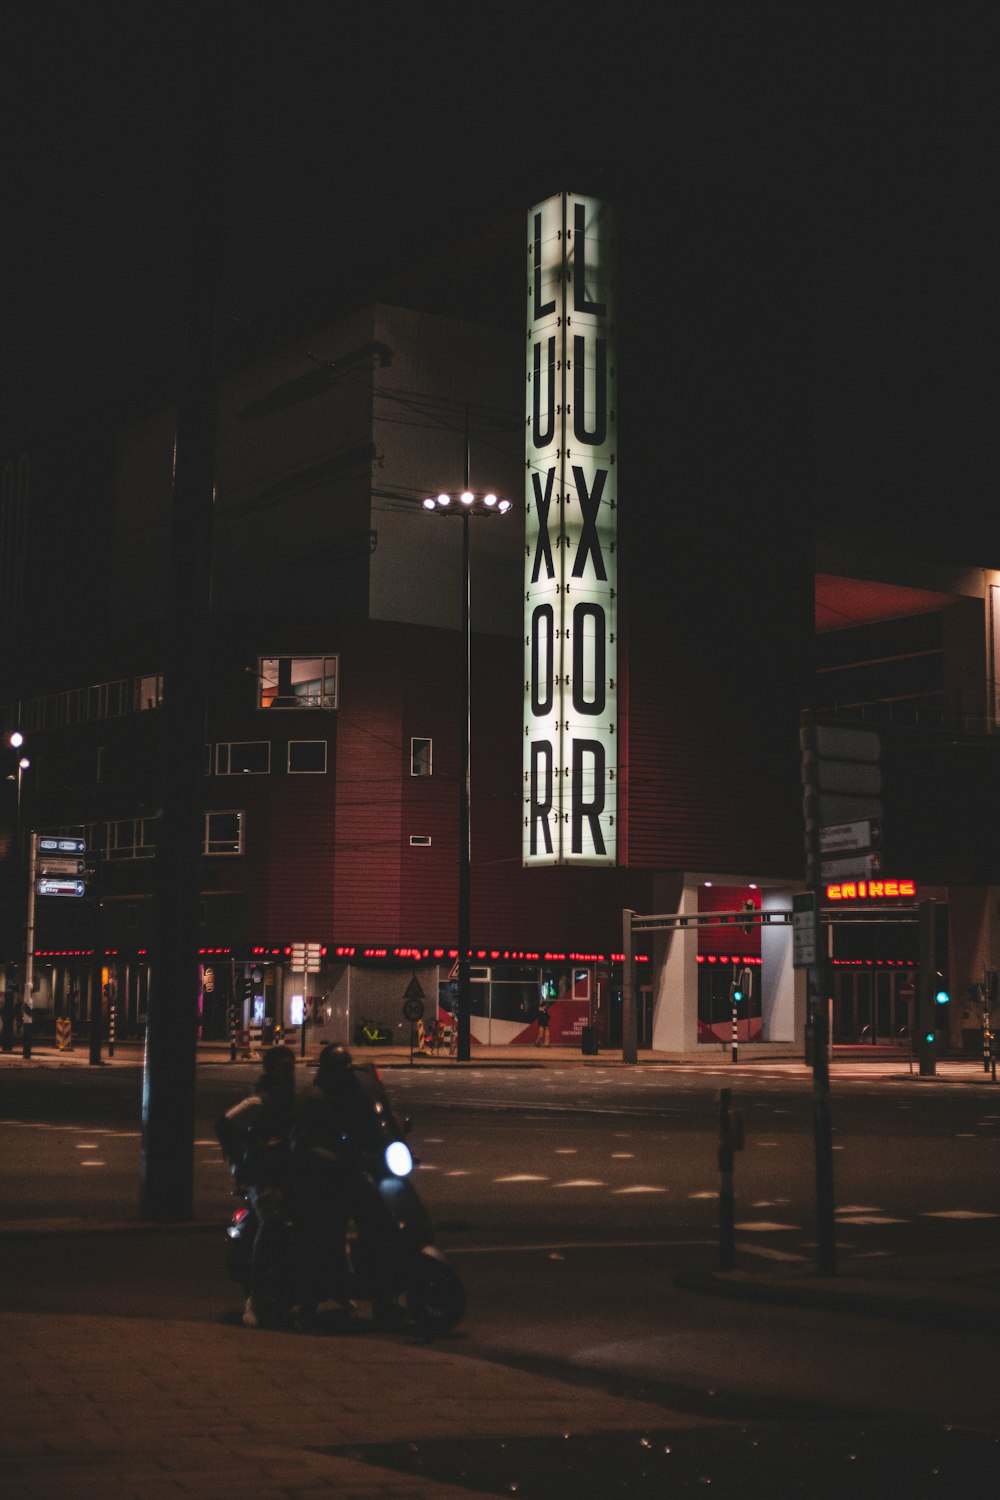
[825,880,916,901]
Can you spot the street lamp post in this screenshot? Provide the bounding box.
[4,732,30,1055]
[422,487,512,1062]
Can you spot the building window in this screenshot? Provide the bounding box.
[204,810,243,855]
[409,835,432,846]
[106,817,157,861]
[258,655,338,710]
[134,674,163,711]
[288,740,327,773]
[410,737,432,776]
[216,741,271,775]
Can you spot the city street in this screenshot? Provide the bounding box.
[1,1053,998,1494]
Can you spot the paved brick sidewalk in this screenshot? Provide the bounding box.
[0,1307,704,1499]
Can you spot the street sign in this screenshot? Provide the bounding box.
[807,724,883,828]
[818,792,883,825]
[820,850,881,882]
[37,836,86,854]
[819,818,881,855]
[402,997,425,1022]
[403,974,425,1002]
[38,857,86,877]
[291,942,323,973]
[817,760,882,796]
[814,725,881,763]
[37,878,86,898]
[792,891,820,968]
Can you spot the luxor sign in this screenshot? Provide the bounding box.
[524,191,617,866]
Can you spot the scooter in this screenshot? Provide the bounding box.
[225,1066,465,1336]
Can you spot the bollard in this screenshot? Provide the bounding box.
[718,1087,745,1270]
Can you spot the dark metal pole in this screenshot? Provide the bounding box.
[140,222,217,1222]
[621,907,636,1064]
[89,829,104,1065]
[456,504,472,1062]
[800,712,837,1276]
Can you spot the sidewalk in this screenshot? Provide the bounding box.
[3,1035,997,1082]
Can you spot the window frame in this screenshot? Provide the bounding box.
[287,740,328,774]
[215,740,271,776]
[410,736,433,777]
[203,810,244,856]
[257,654,339,711]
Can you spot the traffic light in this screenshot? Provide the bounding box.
[729,981,744,1005]
[917,899,948,1075]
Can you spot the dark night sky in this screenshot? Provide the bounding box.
[3,3,998,546]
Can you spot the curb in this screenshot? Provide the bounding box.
[674,1265,1000,1333]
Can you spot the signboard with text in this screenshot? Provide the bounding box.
[524,191,617,866]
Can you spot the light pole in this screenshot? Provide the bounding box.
[4,732,30,1054]
[422,487,512,1061]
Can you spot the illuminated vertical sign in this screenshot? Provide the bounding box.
[524,192,616,866]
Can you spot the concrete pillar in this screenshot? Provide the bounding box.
[650,876,699,1052]
[760,885,802,1042]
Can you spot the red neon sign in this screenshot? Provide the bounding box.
[825,879,916,902]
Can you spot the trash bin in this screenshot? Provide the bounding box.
[581,1025,598,1056]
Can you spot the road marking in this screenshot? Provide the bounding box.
[837,1204,881,1213]
[449,1238,716,1256]
[74,1144,100,1150]
[0,1122,139,1137]
[837,1214,907,1224]
[555,1179,605,1188]
[734,1221,801,1232]
[495,1174,549,1182]
[739,1244,808,1262]
[444,1169,471,1177]
[921,1210,999,1220]
[554,1148,577,1154]
[612,1185,666,1195]
[689,1191,717,1199]
[611,1152,635,1159]
[80,1161,106,1168]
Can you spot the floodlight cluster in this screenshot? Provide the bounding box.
[422,491,512,513]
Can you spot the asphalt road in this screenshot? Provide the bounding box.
[1,1060,998,1440]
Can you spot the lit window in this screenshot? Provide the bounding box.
[258,655,338,709]
[134,675,163,711]
[216,741,271,775]
[204,811,243,855]
[288,740,327,773]
[410,737,432,776]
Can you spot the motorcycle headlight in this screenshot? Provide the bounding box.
[384,1139,413,1177]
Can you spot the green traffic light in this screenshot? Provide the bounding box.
[732,989,743,1004]
[934,989,949,1005]
[924,1030,935,1044]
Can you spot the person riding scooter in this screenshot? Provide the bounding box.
[215,1044,297,1327]
[291,1043,398,1326]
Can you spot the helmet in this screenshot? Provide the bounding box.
[261,1044,295,1079]
[316,1043,352,1079]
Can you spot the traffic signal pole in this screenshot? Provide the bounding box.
[800,713,837,1277]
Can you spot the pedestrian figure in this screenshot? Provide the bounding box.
[536,1000,551,1046]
